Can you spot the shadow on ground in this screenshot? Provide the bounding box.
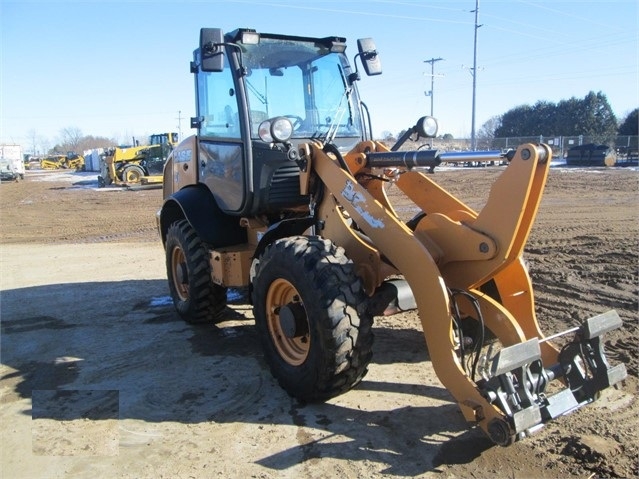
[1,280,492,475]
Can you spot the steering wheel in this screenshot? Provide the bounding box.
[284,115,304,130]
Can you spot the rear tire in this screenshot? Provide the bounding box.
[252,236,373,401]
[165,219,227,323]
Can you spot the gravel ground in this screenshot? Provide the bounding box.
[1,166,637,478]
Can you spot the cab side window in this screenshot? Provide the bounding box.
[198,55,241,139]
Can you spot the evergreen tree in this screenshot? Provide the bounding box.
[493,91,617,142]
[618,108,638,135]
[578,91,617,143]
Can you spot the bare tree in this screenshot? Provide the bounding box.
[27,129,38,155]
[38,137,50,155]
[77,135,117,152]
[25,128,50,155]
[477,115,501,141]
[58,127,84,153]
[380,130,396,143]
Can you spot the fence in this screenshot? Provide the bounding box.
[427,135,638,159]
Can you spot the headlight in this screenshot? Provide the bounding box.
[416,116,438,138]
[258,117,293,143]
[258,120,274,143]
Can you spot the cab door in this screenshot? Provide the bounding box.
[194,51,248,214]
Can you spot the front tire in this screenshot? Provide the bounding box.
[122,164,145,183]
[165,219,227,323]
[252,236,373,401]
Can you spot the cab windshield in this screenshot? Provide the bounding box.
[241,37,363,141]
[149,134,170,145]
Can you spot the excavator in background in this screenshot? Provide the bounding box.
[156,28,626,446]
[98,132,178,187]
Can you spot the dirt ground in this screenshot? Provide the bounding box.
[0,166,637,479]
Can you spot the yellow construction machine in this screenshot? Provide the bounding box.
[65,152,85,171]
[157,28,626,446]
[40,154,66,169]
[40,152,85,171]
[98,132,178,187]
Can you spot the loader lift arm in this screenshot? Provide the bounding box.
[299,141,626,445]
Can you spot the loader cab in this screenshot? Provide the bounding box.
[143,132,178,175]
[190,28,378,217]
[149,132,179,147]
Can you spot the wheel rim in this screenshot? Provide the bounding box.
[125,168,142,182]
[266,278,310,366]
[170,246,189,301]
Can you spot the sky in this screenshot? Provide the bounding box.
[1,0,637,153]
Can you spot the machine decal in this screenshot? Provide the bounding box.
[341,180,384,228]
[174,148,192,163]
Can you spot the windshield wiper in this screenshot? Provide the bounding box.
[246,79,268,112]
[321,64,352,144]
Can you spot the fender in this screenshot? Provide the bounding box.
[159,184,247,247]
[253,216,316,260]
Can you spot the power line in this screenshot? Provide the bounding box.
[424,57,445,117]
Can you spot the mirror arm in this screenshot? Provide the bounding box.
[391,127,417,151]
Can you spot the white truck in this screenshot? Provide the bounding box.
[0,144,25,181]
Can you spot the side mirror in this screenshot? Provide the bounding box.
[200,28,224,72]
[357,38,382,76]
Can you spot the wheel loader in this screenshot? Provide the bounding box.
[157,28,626,446]
[98,132,178,187]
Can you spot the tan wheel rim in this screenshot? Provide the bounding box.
[266,278,309,366]
[125,169,141,182]
[171,246,189,301]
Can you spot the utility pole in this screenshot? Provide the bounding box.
[470,0,482,150]
[176,110,184,140]
[423,57,444,117]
